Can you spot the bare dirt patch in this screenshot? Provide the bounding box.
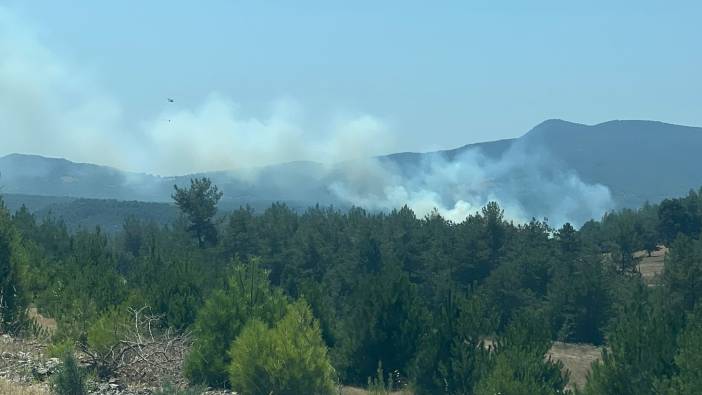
[547,342,601,391]
[635,245,667,285]
[341,387,411,395]
[27,308,57,334]
[0,379,50,395]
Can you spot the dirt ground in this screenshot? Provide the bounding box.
[635,245,667,285]
[548,342,602,391]
[341,387,410,395]
[0,379,49,395]
[27,308,57,334]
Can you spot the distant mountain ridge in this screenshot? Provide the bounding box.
[3,119,702,217]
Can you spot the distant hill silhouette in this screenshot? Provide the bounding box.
[2,119,702,224]
[428,119,702,207]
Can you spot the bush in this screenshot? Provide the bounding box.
[85,307,131,378]
[87,307,129,355]
[473,349,568,395]
[185,260,288,388]
[52,352,87,395]
[474,310,570,395]
[0,202,29,335]
[228,301,337,395]
[48,339,75,359]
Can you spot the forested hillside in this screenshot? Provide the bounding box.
[4,120,702,220]
[2,179,702,394]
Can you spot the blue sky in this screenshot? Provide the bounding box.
[2,1,701,173]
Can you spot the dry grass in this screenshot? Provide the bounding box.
[0,379,49,395]
[341,387,411,395]
[27,307,57,334]
[548,342,602,391]
[635,245,667,285]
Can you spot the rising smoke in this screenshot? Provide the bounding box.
[0,5,613,226]
[328,141,613,226]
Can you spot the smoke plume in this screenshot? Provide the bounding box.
[0,6,613,226]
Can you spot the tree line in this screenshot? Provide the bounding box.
[2,179,702,394]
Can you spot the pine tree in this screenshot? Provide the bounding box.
[0,199,28,334]
[582,284,677,395]
[185,259,288,388]
[229,301,337,395]
[172,178,223,248]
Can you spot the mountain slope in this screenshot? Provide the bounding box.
[2,119,702,218]
[522,120,702,206]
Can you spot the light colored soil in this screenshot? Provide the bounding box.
[0,379,50,395]
[635,245,667,285]
[547,342,602,391]
[341,388,411,395]
[27,307,57,334]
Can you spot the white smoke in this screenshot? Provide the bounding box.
[0,7,396,176]
[329,143,613,226]
[0,5,613,226]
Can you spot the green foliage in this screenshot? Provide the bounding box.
[474,312,570,395]
[48,339,76,359]
[412,292,496,395]
[185,259,288,388]
[582,285,678,395]
[0,198,28,334]
[548,224,611,344]
[662,234,702,312]
[33,228,128,344]
[172,177,223,248]
[52,352,87,395]
[337,262,429,385]
[228,301,337,395]
[12,181,702,393]
[473,351,568,395]
[86,307,129,356]
[142,256,205,329]
[658,194,702,244]
[656,305,702,393]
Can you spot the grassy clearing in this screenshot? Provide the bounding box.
[636,245,667,285]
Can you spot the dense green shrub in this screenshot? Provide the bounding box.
[655,306,702,394]
[85,307,131,377]
[52,352,87,395]
[582,285,677,395]
[228,301,337,395]
[48,339,75,359]
[411,293,496,395]
[0,200,28,334]
[337,264,429,384]
[474,311,569,395]
[184,259,288,388]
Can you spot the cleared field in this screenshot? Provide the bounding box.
[635,245,667,285]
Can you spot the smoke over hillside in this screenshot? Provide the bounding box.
[0,6,396,176]
[328,141,613,225]
[0,5,613,226]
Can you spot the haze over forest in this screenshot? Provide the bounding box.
[2,3,702,395]
[3,3,702,227]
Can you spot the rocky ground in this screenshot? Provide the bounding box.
[0,334,233,395]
